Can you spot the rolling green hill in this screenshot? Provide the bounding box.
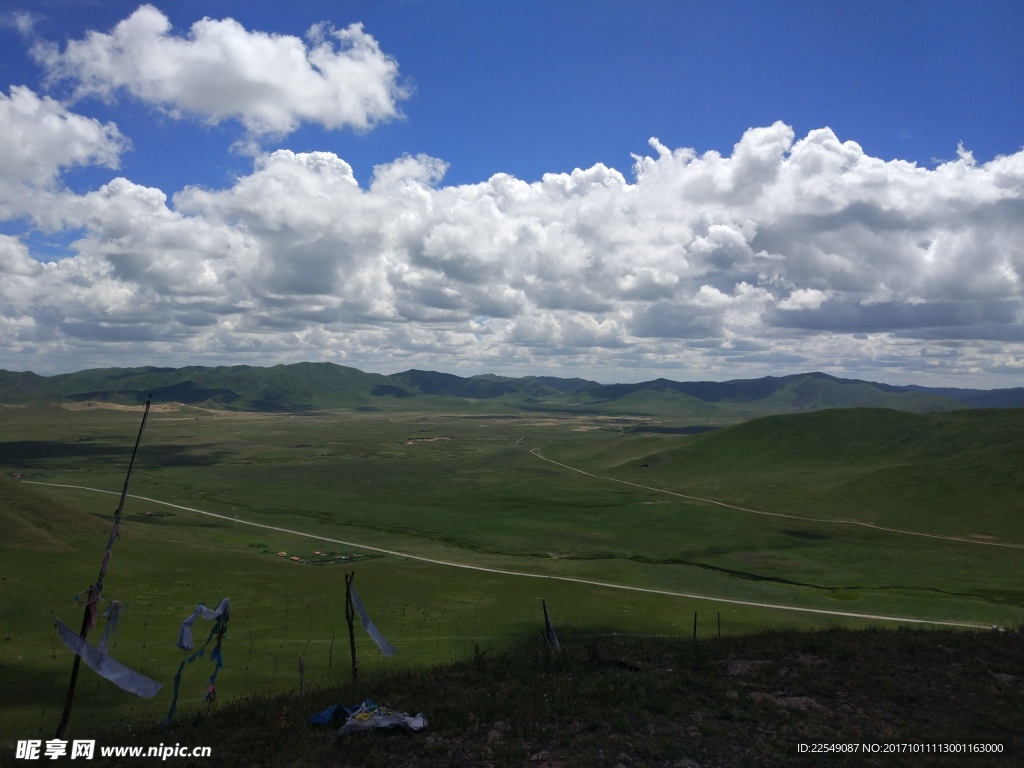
[0,363,394,411]
[579,371,964,414]
[0,473,107,551]
[607,407,1024,539]
[0,363,1006,417]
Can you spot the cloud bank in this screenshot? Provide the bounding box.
[3,111,1022,382]
[2,8,1022,384]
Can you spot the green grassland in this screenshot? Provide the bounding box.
[0,401,1021,745]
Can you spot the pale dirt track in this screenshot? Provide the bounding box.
[26,480,991,629]
[524,449,1024,550]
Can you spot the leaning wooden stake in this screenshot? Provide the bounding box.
[56,397,152,738]
[344,571,358,684]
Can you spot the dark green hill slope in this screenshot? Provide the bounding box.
[0,474,106,550]
[390,369,526,399]
[895,383,1024,408]
[0,363,398,410]
[611,407,1024,539]
[472,373,600,395]
[391,370,599,400]
[580,371,962,414]
[0,364,1001,415]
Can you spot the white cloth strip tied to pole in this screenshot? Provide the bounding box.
[56,620,162,698]
[349,587,396,657]
[177,598,230,651]
[543,600,560,651]
[98,601,124,654]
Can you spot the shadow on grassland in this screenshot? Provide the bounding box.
[0,441,228,468]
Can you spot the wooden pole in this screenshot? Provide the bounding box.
[344,572,358,684]
[56,397,151,738]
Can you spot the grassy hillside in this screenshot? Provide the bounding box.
[579,372,963,415]
[0,364,396,411]
[603,407,1024,539]
[0,473,108,551]
[0,365,978,417]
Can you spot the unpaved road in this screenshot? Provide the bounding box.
[26,480,990,629]
[525,448,1024,550]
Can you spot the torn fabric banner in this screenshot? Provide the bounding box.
[176,598,230,651]
[98,600,124,654]
[164,601,229,727]
[56,619,162,698]
[349,586,396,657]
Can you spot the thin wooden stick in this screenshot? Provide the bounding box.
[56,397,151,738]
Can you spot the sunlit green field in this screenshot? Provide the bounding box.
[1,402,1021,743]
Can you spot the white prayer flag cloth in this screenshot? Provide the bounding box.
[98,601,124,654]
[56,620,162,698]
[350,587,396,657]
[543,601,560,651]
[176,598,230,650]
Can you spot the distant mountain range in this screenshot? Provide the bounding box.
[1,363,1021,416]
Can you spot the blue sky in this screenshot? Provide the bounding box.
[0,1,1022,384]
[10,1,1022,190]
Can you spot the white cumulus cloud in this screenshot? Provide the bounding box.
[0,86,126,218]
[1,115,1023,383]
[778,288,830,310]
[32,5,408,140]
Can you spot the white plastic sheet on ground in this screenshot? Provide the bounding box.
[337,700,426,734]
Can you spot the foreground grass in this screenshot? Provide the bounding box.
[16,627,1020,768]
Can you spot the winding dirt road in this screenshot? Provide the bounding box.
[526,449,1024,550]
[26,480,991,629]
